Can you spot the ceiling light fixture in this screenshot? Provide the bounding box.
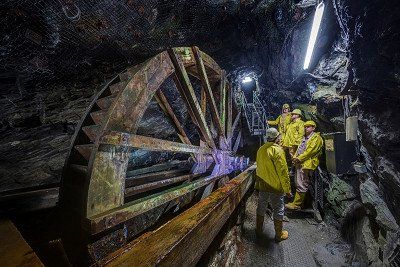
[303,1,325,70]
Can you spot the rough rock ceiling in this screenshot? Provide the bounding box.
[0,0,311,85]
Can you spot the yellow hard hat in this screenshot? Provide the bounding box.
[282,103,290,109]
[291,109,302,116]
[304,120,316,127]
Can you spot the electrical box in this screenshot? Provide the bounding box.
[323,132,358,175]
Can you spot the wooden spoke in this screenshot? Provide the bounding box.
[86,173,228,234]
[229,111,241,141]
[155,90,192,145]
[126,169,190,188]
[200,87,207,114]
[168,48,216,149]
[59,47,250,263]
[101,131,212,155]
[233,131,242,153]
[125,173,201,198]
[226,83,233,144]
[126,160,188,177]
[192,46,224,138]
[219,70,227,134]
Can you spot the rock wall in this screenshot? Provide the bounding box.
[0,73,111,192]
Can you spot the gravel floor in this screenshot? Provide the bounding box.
[240,192,352,267]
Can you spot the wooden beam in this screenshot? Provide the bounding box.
[99,165,255,266]
[155,90,192,145]
[101,131,212,155]
[200,87,207,114]
[168,48,216,149]
[0,187,59,214]
[125,169,190,188]
[126,160,188,177]
[233,131,242,153]
[226,83,233,144]
[229,111,241,141]
[192,46,224,138]
[86,173,228,234]
[125,173,201,198]
[0,220,43,266]
[219,71,227,134]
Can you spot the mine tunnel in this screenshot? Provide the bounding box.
[0,0,399,266]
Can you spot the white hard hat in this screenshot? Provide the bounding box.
[265,128,279,141]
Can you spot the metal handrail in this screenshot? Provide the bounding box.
[234,85,268,136]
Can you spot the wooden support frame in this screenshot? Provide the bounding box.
[125,169,190,188]
[168,48,216,149]
[192,46,225,138]
[125,173,201,198]
[125,160,187,177]
[59,47,249,264]
[86,173,229,234]
[99,165,255,266]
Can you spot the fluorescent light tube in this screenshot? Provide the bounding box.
[303,2,325,70]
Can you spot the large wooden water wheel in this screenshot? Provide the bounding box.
[59,47,250,265]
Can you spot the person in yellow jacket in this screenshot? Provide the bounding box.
[286,120,324,210]
[255,128,291,242]
[282,109,305,157]
[267,103,291,139]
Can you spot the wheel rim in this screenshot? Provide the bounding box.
[60,47,247,262]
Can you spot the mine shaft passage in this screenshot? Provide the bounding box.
[1,1,399,266]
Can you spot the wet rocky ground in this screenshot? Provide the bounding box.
[240,192,353,267]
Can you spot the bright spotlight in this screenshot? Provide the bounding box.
[303,1,325,70]
[242,76,253,83]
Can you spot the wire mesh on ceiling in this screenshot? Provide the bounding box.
[0,0,237,82]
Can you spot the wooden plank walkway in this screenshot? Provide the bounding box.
[0,220,43,267]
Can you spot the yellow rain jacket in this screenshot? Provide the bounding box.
[295,132,324,170]
[255,142,291,194]
[283,119,305,147]
[267,113,291,136]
